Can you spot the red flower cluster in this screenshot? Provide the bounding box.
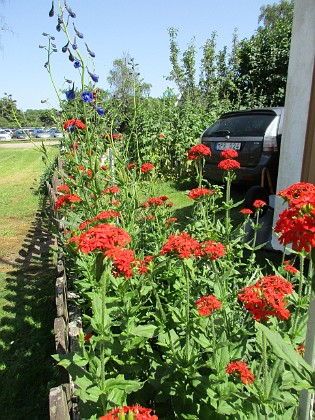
[188,188,215,200]
[105,248,135,278]
[253,199,267,209]
[221,149,239,159]
[63,119,86,131]
[100,404,158,420]
[103,186,120,195]
[160,232,201,259]
[238,275,294,322]
[240,208,253,215]
[226,361,255,385]
[55,193,82,210]
[142,195,169,207]
[218,148,240,171]
[73,223,131,254]
[57,184,70,194]
[160,233,226,261]
[93,210,121,221]
[283,260,298,275]
[196,295,222,316]
[274,182,315,252]
[187,144,211,161]
[218,159,240,171]
[141,163,155,173]
[137,255,154,274]
[165,217,177,227]
[200,240,226,260]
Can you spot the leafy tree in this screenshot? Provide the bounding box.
[107,53,151,100]
[235,0,294,107]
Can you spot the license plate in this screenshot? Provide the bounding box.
[216,142,241,151]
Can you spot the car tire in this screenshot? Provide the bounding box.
[244,185,270,218]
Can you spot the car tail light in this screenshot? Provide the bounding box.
[263,117,279,152]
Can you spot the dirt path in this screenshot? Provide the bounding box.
[0,140,59,148]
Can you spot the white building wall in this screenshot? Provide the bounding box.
[271,0,315,250]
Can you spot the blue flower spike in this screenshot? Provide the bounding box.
[87,68,99,83]
[81,91,93,103]
[74,61,81,68]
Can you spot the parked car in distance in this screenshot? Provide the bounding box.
[31,129,51,139]
[0,129,12,140]
[47,128,63,138]
[201,107,285,193]
[11,130,28,140]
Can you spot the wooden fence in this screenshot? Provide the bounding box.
[47,165,82,420]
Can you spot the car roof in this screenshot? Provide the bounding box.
[220,107,284,119]
[219,107,285,135]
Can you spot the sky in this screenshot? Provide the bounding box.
[0,0,280,111]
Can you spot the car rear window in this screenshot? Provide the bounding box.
[203,114,276,137]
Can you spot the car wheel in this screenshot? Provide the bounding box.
[244,185,270,218]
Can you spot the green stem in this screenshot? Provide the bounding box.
[262,331,268,401]
[292,254,305,337]
[181,260,191,363]
[99,259,108,413]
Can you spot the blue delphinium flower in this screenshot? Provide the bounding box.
[49,1,54,17]
[87,68,99,83]
[66,83,76,100]
[81,91,93,103]
[96,106,105,116]
[73,23,83,39]
[72,36,77,50]
[64,0,76,18]
[85,43,95,58]
[74,61,81,68]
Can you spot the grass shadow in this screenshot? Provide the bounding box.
[0,200,59,419]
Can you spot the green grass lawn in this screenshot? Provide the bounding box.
[0,145,59,418]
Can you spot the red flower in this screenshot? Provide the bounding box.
[226,361,255,385]
[238,275,294,322]
[159,133,164,139]
[142,196,169,207]
[196,295,222,316]
[166,217,177,227]
[188,188,215,200]
[240,208,253,215]
[100,405,158,420]
[101,165,108,170]
[141,163,155,173]
[127,163,136,170]
[63,119,86,131]
[283,263,298,275]
[137,255,154,274]
[55,193,82,210]
[57,184,70,194]
[253,199,267,209]
[103,186,120,195]
[93,210,121,221]
[160,232,201,259]
[75,224,131,254]
[84,332,93,342]
[218,159,240,170]
[105,248,135,278]
[200,240,226,260]
[278,182,315,202]
[221,148,239,159]
[187,144,211,161]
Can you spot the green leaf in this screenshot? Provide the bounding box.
[130,323,158,338]
[256,323,313,376]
